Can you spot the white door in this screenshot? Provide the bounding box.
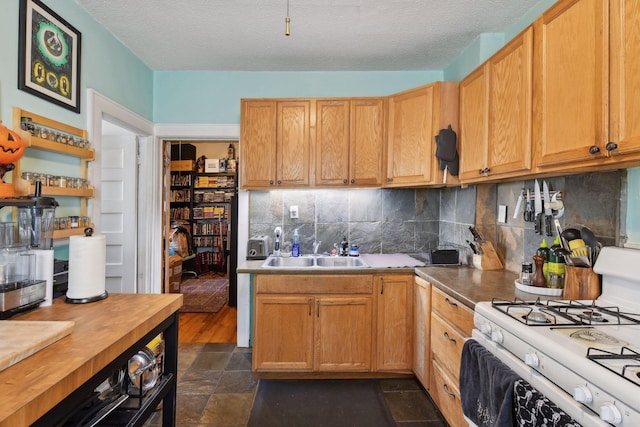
[101,133,138,293]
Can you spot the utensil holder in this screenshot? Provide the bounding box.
[563,266,601,300]
[472,241,503,270]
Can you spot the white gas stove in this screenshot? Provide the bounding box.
[473,246,640,426]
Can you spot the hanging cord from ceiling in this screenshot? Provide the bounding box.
[285,0,291,36]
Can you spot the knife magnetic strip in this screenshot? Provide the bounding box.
[472,241,504,270]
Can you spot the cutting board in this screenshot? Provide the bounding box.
[0,320,74,372]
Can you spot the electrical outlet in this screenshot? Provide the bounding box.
[290,205,299,219]
[498,204,507,223]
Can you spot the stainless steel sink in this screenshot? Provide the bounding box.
[315,256,369,268]
[261,255,369,269]
[262,256,315,268]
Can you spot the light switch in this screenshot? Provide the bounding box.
[498,205,507,223]
[290,205,299,219]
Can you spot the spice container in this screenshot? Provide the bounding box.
[21,172,33,184]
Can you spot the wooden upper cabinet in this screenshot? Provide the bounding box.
[459,66,489,181]
[609,0,640,159]
[533,0,609,169]
[459,27,533,182]
[315,98,384,187]
[350,99,385,186]
[240,99,312,189]
[386,82,459,187]
[277,100,312,187]
[240,100,277,188]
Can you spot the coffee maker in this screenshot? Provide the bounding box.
[0,182,58,318]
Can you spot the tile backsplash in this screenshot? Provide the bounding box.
[248,170,626,272]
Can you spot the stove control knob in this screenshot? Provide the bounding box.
[600,403,622,424]
[490,330,503,343]
[480,323,492,335]
[573,386,593,403]
[523,353,539,367]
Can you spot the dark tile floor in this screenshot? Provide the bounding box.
[144,343,448,426]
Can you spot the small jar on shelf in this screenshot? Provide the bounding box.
[21,171,33,184]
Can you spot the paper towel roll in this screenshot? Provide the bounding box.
[67,234,107,302]
[32,249,54,307]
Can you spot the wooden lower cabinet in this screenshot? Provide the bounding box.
[252,274,374,373]
[429,287,473,426]
[375,274,414,371]
[316,296,372,371]
[253,295,315,371]
[413,276,431,388]
[430,359,466,427]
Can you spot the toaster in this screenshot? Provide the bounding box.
[247,235,271,260]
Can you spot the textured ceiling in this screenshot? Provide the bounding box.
[75,0,540,71]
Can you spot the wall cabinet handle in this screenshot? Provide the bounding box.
[308,299,312,316]
[343,179,348,184]
[443,331,456,344]
[380,278,384,295]
[350,179,355,184]
[317,300,320,318]
[443,383,455,397]
[386,177,392,182]
[606,142,618,152]
[277,180,282,185]
[444,297,458,307]
[269,180,274,185]
[589,145,601,155]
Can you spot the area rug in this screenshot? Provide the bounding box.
[247,379,396,427]
[179,275,228,313]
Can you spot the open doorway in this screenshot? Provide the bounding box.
[164,140,239,319]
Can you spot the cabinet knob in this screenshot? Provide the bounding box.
[478,169,484,175]
[269,180,274,185]
[484,167,490,175]
[386,177,392,182]
[343,179,348,184]
[350,179,355,184]
[277,180,282,185]
[605,142,618,152]
[589,145,601,155]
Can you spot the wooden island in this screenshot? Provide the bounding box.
[0,293,182,427]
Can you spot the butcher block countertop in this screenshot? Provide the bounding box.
[0,293,182,427]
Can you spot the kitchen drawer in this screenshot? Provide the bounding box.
[430,358,466,427]
[430,312,466,379]
[431,287,473,335]
[255,274,373,294]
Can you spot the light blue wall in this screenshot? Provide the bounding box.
[443,0,558,81]
[0,0,153,127]
[153,71,442,124]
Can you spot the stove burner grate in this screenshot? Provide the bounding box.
[587,347,640,387]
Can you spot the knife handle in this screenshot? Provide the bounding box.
[534,213,541,234]
[544,215,552,236]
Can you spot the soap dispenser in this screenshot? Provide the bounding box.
[292,229,301,257]
[274,227,282,256]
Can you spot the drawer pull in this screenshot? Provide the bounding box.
[443,331,456,344]
[380,278,384,295]
[443,383,456,397]
[444,297,458,307]
[308,299,312,316]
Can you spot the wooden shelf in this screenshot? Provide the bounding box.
[53,225,94,240]
[29,185,94,198]
[18,131,95,160]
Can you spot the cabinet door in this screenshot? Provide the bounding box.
[277,100,312,186]
[459,65,489,181]
[487,27,533,177]
[386,86,435,186]
[253,295,314,371]
[533,0,609,168]
[315,99,351,186]
[350,98,384,186]
[609,0,640,158]
[413,276,431,388]
[240,100,277,188]
[375,275,413,371]
[315,296,372,371]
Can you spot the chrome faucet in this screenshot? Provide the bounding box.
[313,240,321,255]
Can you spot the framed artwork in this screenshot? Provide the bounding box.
[18,0,82,113]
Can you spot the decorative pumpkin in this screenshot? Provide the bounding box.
[0,120,26,197]
[0,120,26,166]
